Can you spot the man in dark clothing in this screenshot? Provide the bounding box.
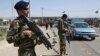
[49,19,53,29]
[6,1,42,56]
[45,19,49,30]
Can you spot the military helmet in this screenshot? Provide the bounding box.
[14,1,29,9]
[62,14,68,18]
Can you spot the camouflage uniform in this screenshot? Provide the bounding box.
[6,1,38,56]
[6,17,37,56]
[58,18,70,55]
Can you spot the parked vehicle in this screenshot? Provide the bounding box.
[37,21,46,26]
[66,18,85,24]
[70,22,97,40]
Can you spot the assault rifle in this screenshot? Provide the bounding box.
[18,15,52,50]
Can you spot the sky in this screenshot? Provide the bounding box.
[0,0,100,18]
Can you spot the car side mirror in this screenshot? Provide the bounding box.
[71,24,75,28]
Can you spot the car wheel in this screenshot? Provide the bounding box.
[91,37,95,40]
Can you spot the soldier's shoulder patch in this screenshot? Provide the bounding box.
[11,18,20,24]
[10,18,20,29]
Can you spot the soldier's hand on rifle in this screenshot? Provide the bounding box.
[62,28,68,32]
[21,30,35,38]
[36,38,43,45]
[64,28,68,32]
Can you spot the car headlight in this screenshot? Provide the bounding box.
[92,32,96,34]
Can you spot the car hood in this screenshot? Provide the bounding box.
[74,28,96,33]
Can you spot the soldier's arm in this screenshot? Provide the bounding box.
[58,20,68,33]
[65,21,74,27]
[6,19,21,43]
[58,20,63,31]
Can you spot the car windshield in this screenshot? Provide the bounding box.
[71,19,84,23]
[74,23,89,28]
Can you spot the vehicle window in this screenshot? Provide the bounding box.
[74,23,89,28]
[71,19,85,23]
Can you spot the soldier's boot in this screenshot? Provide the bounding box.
[62,44,68,55]
[60,45,65,56]
[60,45,64,54]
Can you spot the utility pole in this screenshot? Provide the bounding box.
[11,0,15,19]
[29,0,31,21]
[41,8,44,23]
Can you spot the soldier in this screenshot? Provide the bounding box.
[6,1,42,56]
[58,14,71,55]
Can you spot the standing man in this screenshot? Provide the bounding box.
[49,19,53,29]
[45,19,49,30]
[58,14,71,56]
[6,1,42,56]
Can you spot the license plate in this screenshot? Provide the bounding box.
[83,35,88,37]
